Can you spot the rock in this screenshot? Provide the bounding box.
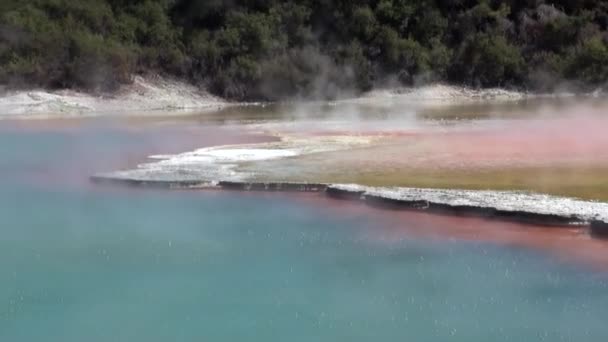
[89,175,213,189]
[327,184,604,227]
[590,220,608,238]
[90,178,606,234]
[363,193,579,226]
[325,186,365,200]
[218,181,326,192]
[491,210,581,226]
[364,194,428,211]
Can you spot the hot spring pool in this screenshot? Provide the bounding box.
[1,122,607,341]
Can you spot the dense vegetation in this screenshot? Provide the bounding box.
[1,0,608,100]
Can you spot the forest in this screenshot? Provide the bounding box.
[1,0,607,100]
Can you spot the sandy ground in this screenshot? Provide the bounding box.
[100,135,378,182]
[352,84,528,105]
[0,81,541,119]
[0,75,226,118]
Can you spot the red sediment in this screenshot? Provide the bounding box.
[295,130,423,138]
[275,192,608,271]
[9,111,608,269]
[416,117,608,168]
[295,115,608,169]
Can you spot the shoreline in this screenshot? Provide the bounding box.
[4,80,603,120]
[89,176,608,237]
[87,110,608,239]
[89,177,608,271]
[0,75,228,119]
[6,81,608,268]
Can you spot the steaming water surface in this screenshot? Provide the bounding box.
[1,117,608,341]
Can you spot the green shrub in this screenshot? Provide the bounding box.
[257,46,359,100]
[567,36,608,85]
[66,32,135,90]
[1,0,608,98]
[427,39,452,81]
[351,6,377,41]
[451,33,524,87]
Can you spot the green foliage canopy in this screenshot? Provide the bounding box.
[1,0,608,99]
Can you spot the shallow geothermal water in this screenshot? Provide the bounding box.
[2,113,608,341]
[229,99,608,200]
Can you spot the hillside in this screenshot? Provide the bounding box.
[1,0,607,100]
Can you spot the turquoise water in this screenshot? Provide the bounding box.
[1,124,608,341]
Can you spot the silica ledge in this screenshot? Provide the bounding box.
[90,175,608,238]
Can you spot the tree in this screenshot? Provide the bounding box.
[1,0,608,98]
[451,33,524,87]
